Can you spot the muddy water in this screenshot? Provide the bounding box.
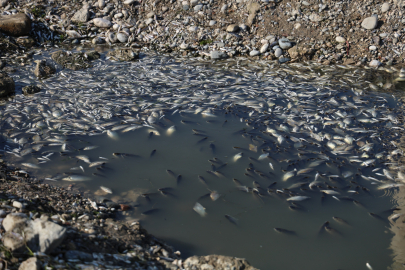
[2,49,405,269]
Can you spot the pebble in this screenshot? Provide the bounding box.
[249,50,260,57]
[369,59,382,67]
[210,50,228,60]
[361,16,378,30]
[336,36,346,43]
[93,18,112,28]
[209,20,216,26]
[117,33,128,43]
[226,24,239,33]
[180,43,189,50]
[309,13,322,22]
[92,37,104,44]
[278,38,292,50]
[189,25,198,32]
[274,48,282,58]
[12,201,23,208]
[194,4,202,11]
[381,3,390,13]
[369,45,377,51]
[145,18,154,25]
[279,57,290,64]
[123,0,135,4]
[260,43,269,54]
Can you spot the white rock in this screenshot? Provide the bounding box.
[114,13,123,19]
[381,3,390,13]
[209,20,216,26]
[361,16,378,30]
[369,45,377,51]
[309,13,322,22]
[190,0,198,6]
[124,0,135,4]
[145,18,154,25]
[250,50,260,57]
[117,32,128,43]
[98,0,105,8]
[93,18,112,28]
[189,25,198,32]
[294,23,301,29]
[369,59,382,67]
[274,48,282,58]
[336,36,345,43]
[180,43,189,49]
[112,24,120,30]
[65,30,82,38]
[12,201,23,209]
[260,43,269,53]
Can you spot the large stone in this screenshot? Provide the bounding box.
[183,255,258,270]
[2,213,28,231]
[19,257,42,270]
[116,32,128,43]
[226,24,239,33]
[278,38,292,49]
[247,13,256,26]
[22,85,41,95]
[52,50,100,70]
[0,72,15,97]
[246,1,260,14]
[107,48,139,61]
[34,60,56,78]
[71,7,90,23]
[0,13,31,36]
[0,0,9,8]
[210,51,228,60]
[288,45,315,59]
[362,16,378,30]
[93,18,112,28]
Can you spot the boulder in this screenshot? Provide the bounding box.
[3,214,67,254]
[51,50,100,70]
[0,13,31,36]
[34,60,56,78]
[19,257,42,270]
[183,255,258,270]
[107,48,139,61]
[0,72,15,97]
[71,7,90,23]
[22,85,41,95]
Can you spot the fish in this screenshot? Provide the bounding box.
[287,196,310,202]
[283,170,295,181]
[89,161,106,167]
[332,216,350,226]
[210,190,221,201]
[100,186,112,194]
[224,214,238,225]
[166,125,176,136]
[233,152,243,162]
[21,163,40,169]
[76,155,91,163]
[166,170,177,179]
[193,202,206,217]
[142,209,160,215]
[107,130,119,140]
[258,153,269,160]
[83,145,99,151]
[273,228,296,235]
[62,175,91,181]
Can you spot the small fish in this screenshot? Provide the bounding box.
[83,145,99,151]
[89,161,106,168]
[366,262,373,270]
[332,216,350,226]
[21,163,40,169]
[273,228,296,235]
[142,209,160,215]
[210,190,221,201]
[100,186,112,194]
[321,190,340,195]
[283,170,295,181]
[107,130,119,140]
[76,155,91,163]
[233,152,243,162]
[269,162,274,170]
[258,153,269,160]
[166,170,177,179]
[166,125,176,136]
[224,214,238,225]
[198,175,207,185]
[287,196,310,202]
[193,202,206,217]
[150,149,156,157]
[62,175,91,181]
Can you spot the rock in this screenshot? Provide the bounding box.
[209,20,216,26]
[249,50,260,57]
[194,4,203,12]
[279,57,291,64]
[116,32,128,43]
[0,209,6,217]
[247,1,260,14]
[162,6,168,13]
[369,59,382,67]
[336,36,345,43]
[52,51,100,70]
[361,16,378,30]
[0,72,15,97]
[247,13,256,26]
[3,214,66,254]
[210,51,228,60]
[0,13,31,36]
[12,201,23,209]
[93,18,112,28]
[120,204,130,211]
[183,255,258,270]
[260,43,269,54]
[381,3,390,12]
[98,0,105,8]
[0,60,5,69]
[22,85,41,95]
[189,25,198,32]
[34,60,56,78]
[106,32,117,43]
[369,45,377,51]
[278,38,292,50]
[309,13,322,22]
[107,48,139,61]
[287,45,315,59]
[145,18,153,25]
[71,7,90,23]
[190,0,198,7]
[0,0,8,8]
[274,48,282,58]
[226,24,239,33]
[65,250,93,261]
[92,36,104,44]
[124,0,135,4]
[221,4,228,13]
[19,257,41,270]
[146,12,155,18]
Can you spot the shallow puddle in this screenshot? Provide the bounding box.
[1,50,405,269]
